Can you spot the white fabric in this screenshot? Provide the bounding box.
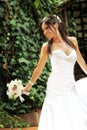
[38,49,87,130]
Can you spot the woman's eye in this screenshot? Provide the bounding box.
[45,27,49,30]
[42,26,49,33]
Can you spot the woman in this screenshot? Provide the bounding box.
[22,15,87,130]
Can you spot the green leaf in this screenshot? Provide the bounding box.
[10,19,17,26]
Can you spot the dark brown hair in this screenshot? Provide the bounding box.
[41,15,76,54]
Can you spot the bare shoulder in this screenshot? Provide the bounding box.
[39,42,49,57]
[68,36,78,47]
[41,42,48,53]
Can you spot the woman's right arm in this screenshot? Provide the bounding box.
[22,42,49,92]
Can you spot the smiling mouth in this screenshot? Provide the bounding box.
[46,35,52,39]
[45,34,50,37]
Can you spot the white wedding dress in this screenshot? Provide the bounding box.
[38,49,87,130]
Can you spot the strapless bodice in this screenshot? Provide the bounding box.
[46,49,77,96]
[50,49,77,72]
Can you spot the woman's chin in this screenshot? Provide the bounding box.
[46,37,52,40]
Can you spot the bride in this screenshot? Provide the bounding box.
[22,15,87,130]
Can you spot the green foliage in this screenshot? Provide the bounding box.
[0,107,30,128]
[0,0,77,115]
[0,0,52,114]
[68,18,77,36]
[0,83,47,114]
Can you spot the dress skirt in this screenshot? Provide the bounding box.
[38,78,87,130]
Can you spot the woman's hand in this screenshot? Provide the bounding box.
[21,81,33,95]
[21,88,26,95]
[21,87,30,96]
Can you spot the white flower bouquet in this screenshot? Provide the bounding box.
[7,79,29,102]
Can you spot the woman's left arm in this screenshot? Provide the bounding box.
[73,37,87,75]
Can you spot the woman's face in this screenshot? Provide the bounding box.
[41,22,56,40]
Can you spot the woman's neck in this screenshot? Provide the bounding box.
[53,37,64,44]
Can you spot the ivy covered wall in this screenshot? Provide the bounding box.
[0,0,61,113]
[0,0,79,113]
